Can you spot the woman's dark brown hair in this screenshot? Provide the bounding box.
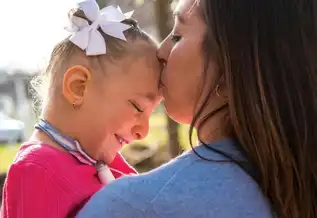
[190,0,317,217]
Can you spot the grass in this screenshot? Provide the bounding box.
[0,144,20,173]
[0,113,197,173]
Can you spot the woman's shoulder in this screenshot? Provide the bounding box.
[77,155,195,218]
[107,141,263,204]
[78,139,272,218]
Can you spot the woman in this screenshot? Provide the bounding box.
[77,0,317,217]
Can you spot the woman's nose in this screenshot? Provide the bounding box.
[157,33,172,62]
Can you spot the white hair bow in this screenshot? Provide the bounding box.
[65,0,134,56]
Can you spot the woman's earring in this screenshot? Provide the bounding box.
[216,84,225,100]
[216,84,222,97]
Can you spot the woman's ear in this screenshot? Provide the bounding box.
[62,65,92,107]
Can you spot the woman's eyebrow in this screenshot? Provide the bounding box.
[173,11,186,24]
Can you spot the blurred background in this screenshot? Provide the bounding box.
[0,0,198,204]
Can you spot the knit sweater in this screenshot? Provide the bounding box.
[78,140,272,218]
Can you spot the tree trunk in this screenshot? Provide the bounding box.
[155,0,181,158]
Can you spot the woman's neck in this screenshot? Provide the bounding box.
[195,109,231,144]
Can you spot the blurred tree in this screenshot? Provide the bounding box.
[97,0,106,8]
[155,0,181,158]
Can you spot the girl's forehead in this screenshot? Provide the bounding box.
[127,56,161,91]
[129,55,161,79]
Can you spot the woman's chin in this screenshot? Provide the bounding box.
[164,103,192,125]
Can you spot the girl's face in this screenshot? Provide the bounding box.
[77,46,162,164]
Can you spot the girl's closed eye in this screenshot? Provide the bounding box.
[129,100,144,113]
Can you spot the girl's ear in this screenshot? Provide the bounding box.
[62,65,92,107]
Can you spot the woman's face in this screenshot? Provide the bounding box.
[157,0,213,124]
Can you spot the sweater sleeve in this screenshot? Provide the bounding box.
[2,162,61,218]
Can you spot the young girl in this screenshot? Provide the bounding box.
[1,0,162,217]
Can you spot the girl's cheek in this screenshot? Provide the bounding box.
[117,112,138,129]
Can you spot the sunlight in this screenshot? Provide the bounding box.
[0,0,77,71]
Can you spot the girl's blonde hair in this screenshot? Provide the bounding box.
[31,7,157,112]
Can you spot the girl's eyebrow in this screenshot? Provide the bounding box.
[137,92,159,103]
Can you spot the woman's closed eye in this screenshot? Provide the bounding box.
[129,101,144,113]
[171,34,182,44]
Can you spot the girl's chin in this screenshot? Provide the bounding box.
[100,151,117,165]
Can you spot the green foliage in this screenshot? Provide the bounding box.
[0,145,19,173]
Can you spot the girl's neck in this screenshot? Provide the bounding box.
[34,106,78,152]
[29,129,67,152]
[41,105,79,141]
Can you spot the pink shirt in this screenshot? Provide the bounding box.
[1,143,136,218]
